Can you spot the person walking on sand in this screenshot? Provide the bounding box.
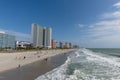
[18,64,20,68]
[45,58,48,61]
[23,56,26,59]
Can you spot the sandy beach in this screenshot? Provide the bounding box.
[0,49,75,73]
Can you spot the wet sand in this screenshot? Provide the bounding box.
[0,49,75,73]
[0,51,73,80]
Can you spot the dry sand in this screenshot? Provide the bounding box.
[0,49,75,73]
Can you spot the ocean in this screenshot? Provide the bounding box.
[35,48,120,80]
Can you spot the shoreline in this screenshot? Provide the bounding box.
[0,49,75,80]
[0,49,76,73]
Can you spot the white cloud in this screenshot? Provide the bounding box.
[95,20,120,27]
[101,1,120,19]
[90,2,120,38]
[88,25,94,28]
[0,29,31,41]
[84,19,120,47]
[78,24,86,28]
[88,19,120,39]
[102,11,120,19]
[78,1,120,48]
[113,2,120,8]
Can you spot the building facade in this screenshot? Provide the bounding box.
[45,27,52,48]
[32,23,52,48]
[65,42,70,48]
[32,23,44,48]
[0,32,15,49]
[15,41,32,49]
[52,39,57,48]
[59,42,64,48]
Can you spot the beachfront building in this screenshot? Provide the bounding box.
[52,39,57,48]
[59,42,64,48]
[32,23,44,48]
[44,27,52,48]
[0,31,15,49]
[64,42,72,48]
[15,41,32,49]
[32,23,52,48]
[64,42,70,48]
[69,43,72,48]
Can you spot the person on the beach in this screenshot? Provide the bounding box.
[45,58,48,61]
[37,55,40,58]
[23,56,26,59]
[18,64,20,68]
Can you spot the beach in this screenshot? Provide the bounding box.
[0,49,75,73]
[0,49,75,80]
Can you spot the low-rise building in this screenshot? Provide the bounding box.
[52,39,57,48]
[64,42,72,48]
[59,42,64,48]
[64,42,70,48]
[15,41,32,49]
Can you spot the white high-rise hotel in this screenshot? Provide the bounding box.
[32,23,52,48]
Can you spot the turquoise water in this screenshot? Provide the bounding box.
[35,48,120,80]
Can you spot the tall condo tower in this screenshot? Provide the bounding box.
[32,23,43,47]
[44,27,52,48]
[32,23,52,48]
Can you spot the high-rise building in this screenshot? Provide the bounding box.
[32,23,37,47]
[37,26,43,47]
[0,32,15,48]
[32,23,44,48]
[32,23,52,48]
[45,27,52,48]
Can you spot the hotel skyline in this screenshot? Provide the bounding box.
[32,23,52,48]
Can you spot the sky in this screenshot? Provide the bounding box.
[0,0,120,48]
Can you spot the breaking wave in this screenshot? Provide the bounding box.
[35,48,120,80]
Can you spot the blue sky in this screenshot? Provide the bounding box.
[0,0,120,48]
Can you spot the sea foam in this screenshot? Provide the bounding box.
[35,48,120,80]
[35,53,73,80]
